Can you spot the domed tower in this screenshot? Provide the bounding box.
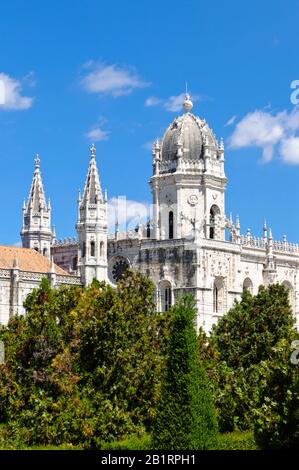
[150,94,227,241]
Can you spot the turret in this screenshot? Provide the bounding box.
[76,144,108,285]
[21,155,54,257]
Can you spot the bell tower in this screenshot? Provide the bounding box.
[21,155,54,257]
[76,144,108,285]
[150,94,227,242]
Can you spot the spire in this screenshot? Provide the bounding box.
[76,145,108,285]
[81,144,103,205]
[26,154,47,211]
[263,220,267,243]
[21,155,52,257]
[268,228,273,257]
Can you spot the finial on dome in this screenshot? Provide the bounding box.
[183,92,193,112]
[90,143,96,157]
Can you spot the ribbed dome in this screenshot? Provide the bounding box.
[160,112,218,166]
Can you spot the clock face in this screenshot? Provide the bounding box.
[112,259,129,282]
[108,256,130,285]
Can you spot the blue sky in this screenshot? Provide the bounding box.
[1,0,299,244]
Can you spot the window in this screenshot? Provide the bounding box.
[210,209,215,239]
[82,242,86,258]
[43,248,47,256]
[160,281,172,312]
[243,278,253,294]
[100,241,104,257]
[169,211,174,239]
[209,205,220,240]
[213,285,218,312]
[213,278,224,314]
[147,221,151,238]
[90,241,95,257]
[72,256,78,271]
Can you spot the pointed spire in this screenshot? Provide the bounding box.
[263,220,267,243]
[268,228,273,257]
[81,144,103,205]
[246,227,251,244]
[26,154,47,211]
[90,143,96,158]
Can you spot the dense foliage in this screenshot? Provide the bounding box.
[253,339,299,449]
[0,273,298,450]
[208,284,299,448]
[152,296,218,450]
[0,271,169,448]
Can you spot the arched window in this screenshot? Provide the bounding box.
[90,241,95,257]
[72,256,78,271]
[169,211,174,239]
[160,281,172,312]
[209,205,220,240]
[243,278,253,294]
[213,284,218,312]
[100,241,104,257]
[210,209,215,239]
[213,278,224,314]
[147,221,151,238]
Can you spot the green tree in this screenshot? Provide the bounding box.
[209,284,297,432]
[0,271,169,447]
[254,339,299,449]
[152,296,218,450]
[211,285,295,368]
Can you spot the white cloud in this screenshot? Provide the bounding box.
[280,137,299,164]
[145,96,162,107]
[0,73,34,110]
[81,62,149,97]
[229,108,299,164]
[224,115,237,127]
[108,197,151,232]
[85,126,110,142]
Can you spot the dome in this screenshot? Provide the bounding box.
[160,107,219,173]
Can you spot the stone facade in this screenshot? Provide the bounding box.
[1,93,298,331]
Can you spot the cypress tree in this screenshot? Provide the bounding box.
[152,295,218,450]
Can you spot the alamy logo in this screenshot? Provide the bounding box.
[0,78,5,105]
[290,80,299,105]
